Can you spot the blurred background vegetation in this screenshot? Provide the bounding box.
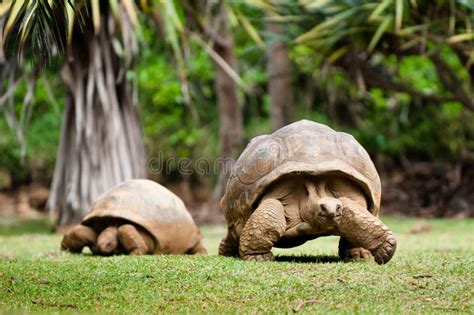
[0,0,473,223]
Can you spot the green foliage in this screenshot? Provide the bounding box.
[295,0,473,54]
[138,34,219,170]
[0,115,60,185]
[0,119,29,184]
[352,50,474,160]
[352,95,474,160]
[1,1,472,189]
[289,32,474,162]
[0,77,62,186]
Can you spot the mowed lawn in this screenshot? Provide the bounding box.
[0,215,473,313]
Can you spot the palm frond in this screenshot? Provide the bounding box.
[151,0,195,115]
[291,0,473,60]
[1,0,76,62]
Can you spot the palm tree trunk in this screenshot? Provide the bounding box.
[266,17,294,130]
[48,6,145,226]
[210,3,243,201]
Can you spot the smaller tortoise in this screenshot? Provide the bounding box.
[61,179,207,255]
[219,120,396,264]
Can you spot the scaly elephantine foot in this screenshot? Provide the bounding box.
[218,240,238,256]
[188,241,208,254]
[372,233,397,264]
[61,224,97,253]
[238,198,286,260]
[218,230,239,257]
[340,247,372,260]
[96,226,119,255]
[338,238,372,260]
[337,198,397,264]
[241,252,275,261]
[118,224,154,255]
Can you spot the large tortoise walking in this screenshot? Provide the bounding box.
[219,120,396,264]
[62,179,207,255]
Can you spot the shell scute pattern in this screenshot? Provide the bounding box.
[221,120,382,226]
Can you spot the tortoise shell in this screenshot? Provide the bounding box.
[82,179,201,254]
[221,120,381,233]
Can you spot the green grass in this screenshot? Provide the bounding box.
[0,215,473,313]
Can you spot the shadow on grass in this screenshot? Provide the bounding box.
[0,216,54,236]
[275,254,342,263]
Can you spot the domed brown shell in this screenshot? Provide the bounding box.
[221,120,381,231]
[81,179,201,254]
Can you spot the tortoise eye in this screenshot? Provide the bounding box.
[304,186,309,196]
[325,179,341,198]
[304,180,317,197]
[314,178,327,197]
[325,184,335,197]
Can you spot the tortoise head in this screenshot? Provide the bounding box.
[300,176,368,229]
[301,178,342,228]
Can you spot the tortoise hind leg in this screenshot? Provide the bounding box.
[118,224,154,255]
[187,240,208,255]
[218,228,239,257]
[338,237,372,260]
[239,198,286,261]
[61,224,97,253]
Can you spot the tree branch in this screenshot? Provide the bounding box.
[430,52,474,110]
[338,53,461,106]
[182,2,231,48]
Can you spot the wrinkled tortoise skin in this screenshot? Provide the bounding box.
[220,120,396,264]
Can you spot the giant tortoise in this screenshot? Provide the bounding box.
[219,120,396,264]
[61,179,207,255]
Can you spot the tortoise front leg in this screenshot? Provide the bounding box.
[118,224,154,255]
[61,224,97,253]
[239,198,286,261]
[338,237,372,260]
[96,226,119,255]
[337,198,397,264]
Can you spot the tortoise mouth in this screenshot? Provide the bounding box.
[318,213,342,223]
